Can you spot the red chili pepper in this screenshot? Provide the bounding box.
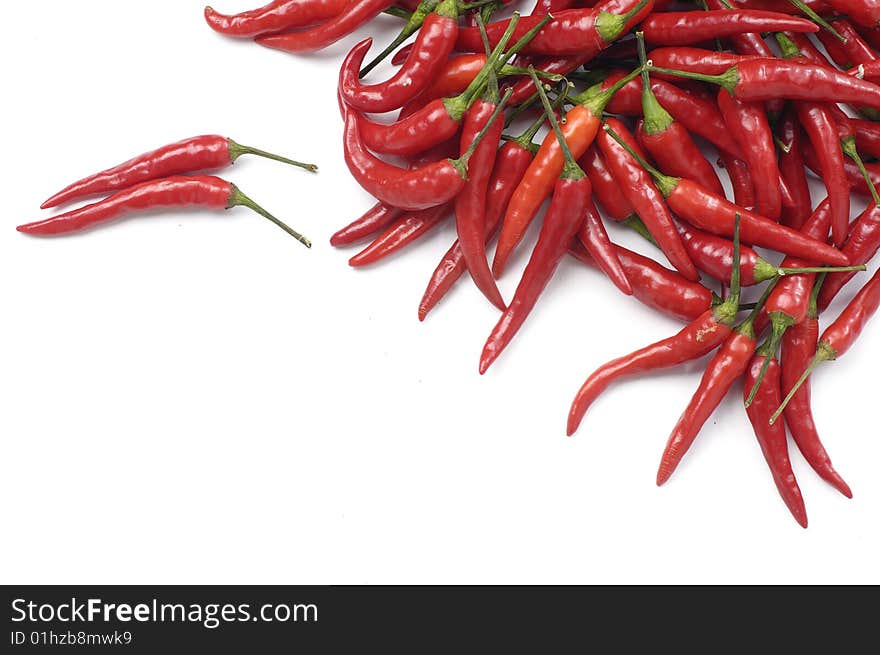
[801,136,880,197]
[348,203,451,266]
[718,152,756,211]
[456,0,651,56]
[569,243,714,321]
[827,18,878,67]
[780,283,853,497]
[579,145,633,220]
[840,115,880,159]
[779,30,836,67]
[647,47,760,77]
[641,10,818,46]
[331,202,403,246]
[597,118,699,280]
[777,109,812,230]
[479,73,593,374]
[568,216,745,436]
[743,353,809,528]
[817,203,880,310]
[203,0,348,38]
[18,175,310,246]
[773,265,880,424]
[399,54,486,113]
[674,220,777,286]
[823,0,880,28]
[256,0,393,53]
[339,0,458,113]
[492,67,643,277]
[578,194,632,295]
[603,125,850,265]
[717,90,782,221]
[41,135,316,210]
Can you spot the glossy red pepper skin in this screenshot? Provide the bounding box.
[821,267,880,359]
[357,99,462,157]
[675,221,772,286]
[830,18,878,66]
[637,119,723,196]
[343,110,467,211]
[418,140,532,321]
[203,0,348,38]
[479,176,590,374]
[578,195,632,295]
[580,145,633,220]
[21,176,236,235]
[818,205,880,310]
[597,120,698,281]
[399,54,485,114]
[348,203,450,266]
[641,10,817,46]
[567,306,734,435]
[744,355,809,528]
[331,202,403,246]
[665,178,849,265]
[777,110,812,230]
[801,138,880,197]
[796,102,849,246]
[781,316,853,498]
[823,0,880,28]
[339,10,458,113]
[257,0,393,53]
[43,135,239,209]
[455,99,506,311]
[648,47,760,77]
[717,90,782,221]
[657,329,756,486]
[719,152,756,211]
[846,117,880,159]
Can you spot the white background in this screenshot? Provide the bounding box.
[2,1,879,585]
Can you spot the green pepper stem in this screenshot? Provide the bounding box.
[774,32,801,60]
[841,135,880,207]
[601,124,680,196]
[476,13,499,103]
[785,0,846,43]
[648,64,737,95]
[778,264,866,275]
[573,65,644,117]
[529,68,584,180]
[229,185,311,248]
[737,277,778,338]
[745,313,792,407]
[361,0,442,78]
[808,272,826,319]
[227,140,318,172]
[508,82,570,152]
[382,7,412,19]
[636,32,674,135]
[622,214,659,246]
[595,0,650,43]
[769,341,836,424]
[455,12,521,113]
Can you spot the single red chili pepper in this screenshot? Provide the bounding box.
[743,352,809,528]
[579,145,633,220]
[641,10,817,46]
[822,0,880,28]
[41,135,317,210]
[567,217,745,436]
[801,135,880,197]
[359,0,443,77]
[19,175,310,246]
[650,59,880,112]
[773,265,880,423]
[492,66,644,277]
[717,90,782,221]
[777,108,812,230]
[331,203,404,246]
[504,0,656,105]
[590,69,640,115]
[603,125,851,265]
[456,0,651,56]
[656,285,773,486]
[339,0,458,113]
[674,219,778,286]
[729,0,831,13]
[817,202,880,310]
[780,278,853,498]
[597,118,699,280]
[830,112,880,159]
[256,0,394,53]
[578,194,633,295]
[342,87,508,211]
[827,18,878,66]
[568,243,714,322]
[203,0,348,38]
[479,72,594,374]
[634,37,724,196]
[647,46,760,77]
[348,203,450,266]
[398,54,486,114]
[718,152,757,211]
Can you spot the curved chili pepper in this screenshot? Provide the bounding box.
[331,202,403,246]
[399,54,486,115]
[455,0,651,56]
[817,203,880,310]
[579,145,633,220]
[339,0,458,113]
[773,265,880,423]
[348,203,451,266]
[717,90,782,221]
[579,194,632,295]
[41,135,316,210]
[361,0,442,77]
[256,0,393,53]
[780,284,853,498]
[479,74,593,374]
[492,67,644,277]
[569,243,714,321]
[567,217,745,436]
[203,0,348,38]
[823,0,880,28]
[597,118,699,280]
[777,109,812,230]
[719,152,756,211]
[641,10,817,46]
[18,175,310,246]
[743,353,809,528]
[603,126,850,265]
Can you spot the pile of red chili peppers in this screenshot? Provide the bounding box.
[30,0,880,526]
